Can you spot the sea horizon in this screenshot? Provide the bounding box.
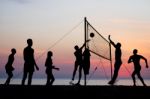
[0,78,150,86]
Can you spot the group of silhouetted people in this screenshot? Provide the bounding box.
[2,36,149,86]
[69,35,149,86]
[3,39,59,86]
[108,35,149,86]
[70,40,90,86]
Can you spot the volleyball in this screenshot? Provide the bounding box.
[90,33,94,38]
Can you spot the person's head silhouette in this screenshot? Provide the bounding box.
[11,48,16,55]
[116,43,121,48]
[85,48,89,52]
[74,45,79,50]
[27,39,33,47]
[133,49,138,55]
[48,51,53,57]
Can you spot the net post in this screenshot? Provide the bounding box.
[84,17,87,49]
[109,43,113,79]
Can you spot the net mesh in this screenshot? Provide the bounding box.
[86,21,111,60]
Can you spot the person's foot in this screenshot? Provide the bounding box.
[143,83,147,87]
[69,80,74,85]
[133,84,136,86]
[75,82,81,86]
[108,80,114,85]
[46,83,50,86]
[4,82,8,85]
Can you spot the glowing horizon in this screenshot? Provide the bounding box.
[0,0,150,80]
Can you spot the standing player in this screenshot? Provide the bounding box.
[4,48,16,85]
[82,48,91,86]
[22,39,39,85]
[45,51,59,85]
[70,40,90,85]
[128,49,148,86]
[108,35,122,85]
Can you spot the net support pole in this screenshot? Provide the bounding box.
[84,17,87,49]
[109,43,113,79]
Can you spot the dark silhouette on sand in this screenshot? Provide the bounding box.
[108,35,122,85]
[128,49,149,86]
[45,51,59,85]
[4,48,16,85]
[82,48,91,86]
[70,40,90,86]
[22,39,39,85]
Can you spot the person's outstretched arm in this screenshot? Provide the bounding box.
[52,66,60,71]
[108,35,116,47]
[128,56,132,63]
[80,39,90,50]
[141,56,149,68]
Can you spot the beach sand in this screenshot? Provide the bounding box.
[0,85,149,98]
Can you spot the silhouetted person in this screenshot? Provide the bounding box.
[128,49,148,86]
[22,39,39,85]
[108,35,122,85]
[4,48,16,85]
[45,51,59,86]
[82,48,91,86]
[70,40,90,85]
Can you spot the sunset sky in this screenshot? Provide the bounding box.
[0,0,150,80]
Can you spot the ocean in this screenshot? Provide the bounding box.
[0,78,150,86]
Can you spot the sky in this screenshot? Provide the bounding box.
[0,0,150,80]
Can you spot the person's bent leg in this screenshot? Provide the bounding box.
[72,62,78,81]
[132,71,136,86]
[108,63,121,85]
[7,72,13,85]
[77,65,82,85]
[137,72,146,86]
[84,74,86,86]
[46,74,50,85]
[50,74,55,85]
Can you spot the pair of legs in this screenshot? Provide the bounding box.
[83,73,87,86]
[71,61,80,81]
[132,67,146,86]
[77,64,87,86]
[77,65,86,86]
[108,61,122,85]
[71,61,86,85]
[46,73,55,85]
[22,71,33,85]
[5,71,13,85]
[80,63,90,86]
